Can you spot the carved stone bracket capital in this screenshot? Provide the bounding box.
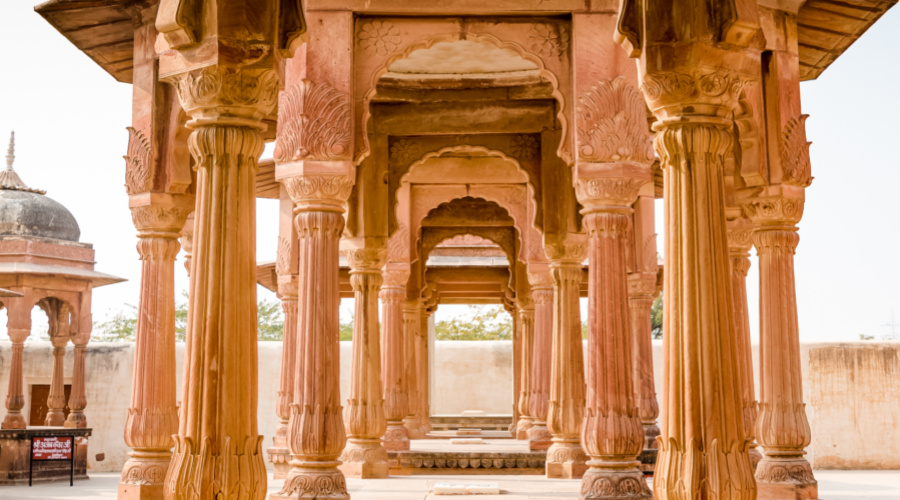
[165,66,279,129]
[345,248,387,273]
[129,193,194,235]
[627,273,657,298]
[574,175,645,213]
[742,195,805,227]
[726,217,754,253]
[642,69,750,123]
[282,172,355,212]
[544,240,587,265]
[382,267,410,288]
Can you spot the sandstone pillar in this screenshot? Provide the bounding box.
[516,306,535,440]
[339,248,389,479]
[2,306,30,429]
[527,272,553,451]
[160,69,276,500]
[627,276,659,450]
[746,195,816,499]
[402,303,423,438]
[118,196,190,498]
[575,170,651,499]
[380,268,410,451]
[64,343,88,428]
[645,82,757,499]
[416,309,432,436]
[728,218,762,468]
[268,279,298,479]
[545,245,587,479]
[45,335,68,426]
[274,170,354,500]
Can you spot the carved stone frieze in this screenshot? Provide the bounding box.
[357,20,402,56]
[755,459,816,485]
[527,22,569,58]
[121,461,168,486]
[781,115,813,187]
[167,66,279,125]
[394,452,545,470]
[130,205,192,234]
[274,80,351,162]
[576,78,654,164]
[124,127,152,195]
[580,471,652,499]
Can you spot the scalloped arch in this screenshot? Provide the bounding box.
[357,33,569,166]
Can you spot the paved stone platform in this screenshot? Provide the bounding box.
[2,470,899,499]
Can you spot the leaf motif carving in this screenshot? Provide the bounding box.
[577,78,654,163]
[124,127,152,195]
[781,115,812,187]
[275,80,351,162]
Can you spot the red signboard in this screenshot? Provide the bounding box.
[32,436,73,460]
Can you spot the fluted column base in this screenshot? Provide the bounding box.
[118,451,170,500]
[546,440,588,479]
[339,438,389,478]
[528,421,552,451]
[516,416,534,440]
[272,466,349,500]
[580,465,651,500]
[756,456,817,500]
[383,421,410,451]
[267,420,292,479]
[642,422,660,451]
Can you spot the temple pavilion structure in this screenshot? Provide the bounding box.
[0,131,124,484]
[30,0,897,499]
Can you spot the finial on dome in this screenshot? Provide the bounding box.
[5,131,13,171]
[0,131,44,194]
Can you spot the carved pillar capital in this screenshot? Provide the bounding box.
[742,193,805,229]
[165,66,279,129]
[642,69,750,126]
[345,248,387,275]
[573,162,650,214]
[129,194,194,236]
[282,172,355,213]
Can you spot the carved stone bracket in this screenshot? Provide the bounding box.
[576,77,654,164]
[274,79,351,162]
[166,66,279,128]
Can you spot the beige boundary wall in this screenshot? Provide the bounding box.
[0,340,897,472]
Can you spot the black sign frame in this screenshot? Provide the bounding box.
[29,435,75,487]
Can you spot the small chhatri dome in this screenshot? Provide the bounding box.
[0,131,81,242]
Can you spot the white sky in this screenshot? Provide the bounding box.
[1,2,898,342]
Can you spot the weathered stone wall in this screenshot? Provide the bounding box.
[0,340,896,472]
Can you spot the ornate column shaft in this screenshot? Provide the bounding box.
[274,173,353,500]
[64,344,88,428]
[45,335,68,427]
[339,249,389,479]
[402,303,422,438]
[575,173,651,499]
[727,218,762,468]
[516,306,535,440]
[380,269,410,451]
[527,275,553,451]
[746,197,816,498]
[269,279,298,479]
[2,309,30,430]
[545,244,587,479]
[416,309,432,436]
[647,86,756,499]
[627,280,659,450]
[119,197,189,498]
[162,68,277,500]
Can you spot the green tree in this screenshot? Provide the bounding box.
[651,292,663,339]
[434,305,512,341]
[95,293,284,341]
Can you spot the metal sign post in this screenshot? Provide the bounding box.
[29,435,75,487]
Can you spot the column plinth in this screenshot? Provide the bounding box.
[45,341,68,427]
[339,249,389,479]
[516,307,535,440]
[380,269,410,452]
[527,276,553,451]
[545,248,587,479]
[2,326,29,430]
[746,210,816,500]
[274,172,354,500]
[269,281,298,479]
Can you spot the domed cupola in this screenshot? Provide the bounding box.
[0,132,81,242]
